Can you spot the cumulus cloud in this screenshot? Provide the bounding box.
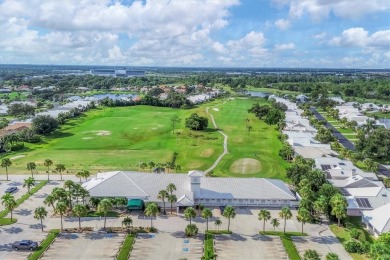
[329,28,390,49]
[275,43,295,51]
[273,0,390,20]
[274,19,290,30]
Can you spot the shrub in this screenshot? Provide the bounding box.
[185,224,198,237]
[303,249,320,260]
[349,228,360,239]
[345,240,364,254]
[9,143,24,151]
[325,252,340,260]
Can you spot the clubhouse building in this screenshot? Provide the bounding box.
[82,170,298,210]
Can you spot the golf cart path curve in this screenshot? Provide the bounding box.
[204,107,228,173]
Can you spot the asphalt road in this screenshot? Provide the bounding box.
[311,107,390,178]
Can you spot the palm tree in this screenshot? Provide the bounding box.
[168,194,177,215]
[330,194,347,227]
[157,190,168,215]
[258,209,271,232]
[144,203,158,228]
[23,177,36,193]
[202,208,213,231]
[34,206,48,232]
[297,207,311,234]
[26,162,36,177]
[122,216,133,233]
[44,159,53,180]
[89,197,101,209]
[44,194,56,212]
[184,207,196,225]
[55,164,66,181]
[223,206,236,232]
[148,161,155,172]
[214,219,222,231]
[1,158,12,181]
[185,224,199,237]
[76,171,84,183]
[56,201,67,231]
[64,180,74,210]
[166,183,176,196]
[98,199,113,229]
[73,204,87,229]
[79,188,90,205]
[271,218,280,232]
[140,162,147,172]
[82,170,90,181]
[279,206,292,234]
[1,193,17,221]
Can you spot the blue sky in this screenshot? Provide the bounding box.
[0,0,389,68]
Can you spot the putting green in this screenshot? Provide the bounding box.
[230,158,262,174]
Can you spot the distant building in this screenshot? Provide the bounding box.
[90,69,145,77]
[296,94,309,103]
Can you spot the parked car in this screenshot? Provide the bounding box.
[219,206,225,214]
[12,240,38,251]
[5,187,17,193]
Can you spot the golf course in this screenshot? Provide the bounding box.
[6,97,289,181]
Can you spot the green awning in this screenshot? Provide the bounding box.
[127,199,144,210]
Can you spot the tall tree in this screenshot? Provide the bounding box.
[26,162,36,177]
[168,194,177,215]
[1,193,17,221]
[122,216,133,234]
[23,177,36,193]
[170,115,181,134]
[64,180,74,210]
[202,208,213,231]
[34,206,48,232]
[223,206,236,232]
[184,207,196,225]
[279,206,292,234]
[44,159,53,180]
[330,194,347,227]
[144,203,158,228]
[73,204,87,229]
[166,183,176,196]
[98,199,113,229]
[55,164,66,181]
[297,207,311,234]
[157,190,168,215]
[214,219,222,230]
[258,209,271,232]
[1,158,12,181]
[56,201,67,231]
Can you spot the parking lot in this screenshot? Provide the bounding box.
[130,231,203,260]
[0,180,30,212]
[215,233,288,259]
[40,232,125,260]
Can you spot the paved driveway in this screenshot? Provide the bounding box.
[0,180,29,212]
[40,232,124,260]
[215,233,288,260]
[130,231,203,260]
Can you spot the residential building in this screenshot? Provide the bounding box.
[362,203,390,237]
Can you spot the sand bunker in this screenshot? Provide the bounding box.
[10,155,25,160]
[95,130,111,136]
[230,158,261,174]
[213,108,219,111]
[200,148,214,158]
[82,137,94,140]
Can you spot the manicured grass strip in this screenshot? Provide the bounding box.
[0,180,48,219]
[117,234,136,260]
[28,229,60,260]
[85,210,119,217]
[259,231,307,260]
[204,232,215,260]
[0,218,17,226]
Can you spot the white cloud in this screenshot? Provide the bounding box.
[273,0,390,20]
[275,43,295,51]
[314,32,327,40]
[329,28,390,49]
[274,19,290,30]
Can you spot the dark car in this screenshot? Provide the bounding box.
[12,240,38,251]
[5,187,17,193]
[219,206,225,214]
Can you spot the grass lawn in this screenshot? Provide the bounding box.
[6,98,289,180]
[330,217,374,260]
[28,229,60,260]
[365,111,390,119]
[259,231,307,260]
[0,218,17,226]
[117,233,136,260]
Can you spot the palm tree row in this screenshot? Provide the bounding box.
[158,183,177,215]
[139,161,181,173]
[258,207,294,234]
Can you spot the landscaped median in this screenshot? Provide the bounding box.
[28,229,60,260]
[116,233,136,260]
[259,231,308,260]
[0,180,48,225]
[203,230,232,260]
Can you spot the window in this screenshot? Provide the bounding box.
[238,199,243,204]
[249,199,255,203]
[261,200,266,203]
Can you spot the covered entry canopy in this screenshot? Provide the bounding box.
[127,199,144,210]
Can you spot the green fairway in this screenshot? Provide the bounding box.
[7,98,288,181]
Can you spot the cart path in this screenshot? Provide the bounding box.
[204,107,228,173]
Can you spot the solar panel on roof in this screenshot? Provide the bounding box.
[321,165,331,171]
[356,198,372,208]
[340,188,350,196]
